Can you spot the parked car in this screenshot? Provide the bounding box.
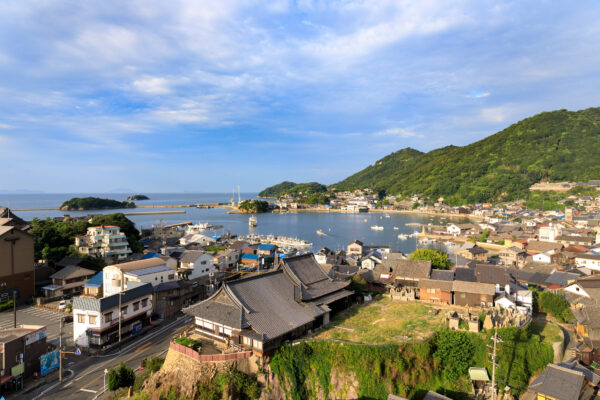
[58,300,66,310]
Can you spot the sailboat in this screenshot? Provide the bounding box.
[316,229,325,236]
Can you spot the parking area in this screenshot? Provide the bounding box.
[0,306,73,344]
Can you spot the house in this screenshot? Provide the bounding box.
[0,325,48,381]
[179,233,216,247]
[185,253,352,355]
[347,240,364,256]
[0,219,35,301]
[315,248,335,265]
[73,282,153,348]
[256,244,277,257]
[499,246,527,268]
[75,225,131,261]
[361,250,383,270]
[575,254,600,272]
[452,281,495,307]
[392,259,432,287]
[557,236,596,247]
[418,269,454,304]
[538,224,562,242]
[458,245,488,262]
[103,258,177,297]
[447,223,473,236]
[240,253,259,267]
[526,361,599,400]
[179,250,215,280]
[83,272,103,298]
[42,266,96,298]
[526,240,563,255]
[152,280,195,319]
[474,264,514,294]
[573,306,600,344]
[214,249,238,271]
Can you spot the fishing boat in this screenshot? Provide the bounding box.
[397,234,408,240]
[316,229,325,236]
[384,214,391,218]
[393,226,399,230]
[186,222,223,233]
[370,225,384,231]
[364,218,368,222]
[405,223,421,227]
[248,216,257,227]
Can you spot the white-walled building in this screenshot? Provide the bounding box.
[538,224,562,242]
[214,249,238,271]
[75,225,131,260]
[179,250,215,279]
[575,253,600,272]
[73,282,153,348]
[103,258,176,297]
[179,233,216,246]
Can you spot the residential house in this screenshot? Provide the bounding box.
[458,245,488,262]
[347,240,364,256]
[418,269,454,305]
[103,258,176,297]
[447,223,474,236]
[75,225,131,261]
[452,281,495,307]
[256,244,277,257]
[83,272,103,298]
[499,246,527,268]
[393,259,432,287]
[526,361,599,400]
[42,266,96,298]
[361,250,382,270]
[574,306,600,344]
[178,233,216,247]
[214,249,238,271]
[526,240,563,255]
[575,254,600,273]
[73,282,153,348]
[152,280,195,319]
[0,218,35,301]
[538,224,562,242]
[179,250,215,280]
[0,325,48,381]
[240,254,259,267]
[185,253,352,355]
[557,235,596,247]
[315,248,335,265]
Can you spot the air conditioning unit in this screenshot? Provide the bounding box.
[111,279,121,287]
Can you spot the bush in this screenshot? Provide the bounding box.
[145,356,164,373]
[409,248,452,269]
[174,337,202,351]
[539,291,574,322]
[107,368,120,391]
[107,362,135,391]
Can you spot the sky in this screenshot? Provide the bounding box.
[1,1,599,193]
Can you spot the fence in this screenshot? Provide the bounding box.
[169,342,252,362]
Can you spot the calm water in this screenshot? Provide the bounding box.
[1,193,467,253]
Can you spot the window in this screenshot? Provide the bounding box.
[168,274,174,280]
[104,312,113,323]
[89,315,97,325]
[133,302,140,311]
[121,306,127,316]
[141,298,148,307]
[242,336,252,346]
[201,261,207,265]
[77,314,85,323]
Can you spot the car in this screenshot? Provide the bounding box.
[63,315,73,323]
[58,300,66,310]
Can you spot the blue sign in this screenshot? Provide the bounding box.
[40,350,59,375]
[132,322,142,335]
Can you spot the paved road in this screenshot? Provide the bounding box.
[0,306,73,344]
[13,314,193,400]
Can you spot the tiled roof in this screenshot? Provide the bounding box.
[393,259,431,280]
[474,264,511,285]
[430,269,454,281]
[544,271,579,287]
[50,265,96,280]
[109,257,166,271]
[124,265,173,276]
[528,364,584,400]
[418,278,453,291]
[180,250,207,263]
[73,283,153,312]
[280,253,350,300]
[454,267,477,282]
[452,280,496,295]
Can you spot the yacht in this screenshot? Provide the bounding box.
[248,216,257,227]
[316,229,325,236]
[370,225,384,231]
[393,226,399,230]
[397,234,408,240]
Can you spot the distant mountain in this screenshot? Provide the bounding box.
[258,181,327,198]
[333,107,600,205]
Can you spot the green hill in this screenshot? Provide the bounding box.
[258,181,327,198]
[60,197,136,211]
[334,107,600,205]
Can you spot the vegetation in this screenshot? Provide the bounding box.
[107,362,135,391]
[60,197,135,210]
[126,194,150,201]
[409,249,452,270]
[258,181,328,199]
[314,298,444,344]
[272,324,553,399]
[144,356,165,373]
[333,107,600,205]
[29,213,142,266]
[238,200,270,213]
[538,291,574,323]
[174,337,202,351]
[0,300,14,312]
[204,246,227,254]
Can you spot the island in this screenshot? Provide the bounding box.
[237,199,269,213]
[60,197,136,211]
[126,194,150,201]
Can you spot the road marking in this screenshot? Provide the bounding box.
[80,388,98,393]
[124,344,152,363]
[135,341,152,353]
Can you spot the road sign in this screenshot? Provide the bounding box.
[75,348,81,356]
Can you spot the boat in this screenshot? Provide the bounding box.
[186,222,223,233]
[397,234,408,240]
[370,225,384,231]
[364,218,368,222]
[248,216,257,227]
[406,223,421,227]
[385,214,391,218]
[316,229,325,236]
[393,226,399,230]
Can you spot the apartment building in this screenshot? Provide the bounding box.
[103,258,176,297]
[75,225,131,261]
[73,282,153,348]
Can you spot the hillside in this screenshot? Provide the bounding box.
[334,107,600,205]
[258,181,327,198]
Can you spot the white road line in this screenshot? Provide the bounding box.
[80,388,97,393]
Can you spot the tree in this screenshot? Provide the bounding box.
[107,368,120,391]
[433,330,475,381]
[409,248,452,269]
[118,362,135,388]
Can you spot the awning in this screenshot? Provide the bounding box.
[41,285,63,291]
[469,367,490,382]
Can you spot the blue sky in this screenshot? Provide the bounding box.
[1,1,599,192]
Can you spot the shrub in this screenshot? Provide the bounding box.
[145,356,165,373]
[539,291,574,322]
[107,362,135,391]
[174,337,202,351]
[0,300,14,312]
[409,248,452,269]
[107,368,120,391]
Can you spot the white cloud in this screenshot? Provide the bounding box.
[0,122,12,129]
[374,128,419,138]
[467,90,490,99]
[133,76,172,94]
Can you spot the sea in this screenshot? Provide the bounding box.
[1,193,469,254]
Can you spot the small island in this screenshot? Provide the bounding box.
[237,200,270,213]
[126,194,150,201]
[60,197,136,211]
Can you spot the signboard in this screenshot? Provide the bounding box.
[25,327,46,345]
[380,273,390,279]
[11,363,24,377]
[131,322,142,335]
[40,350,59,375]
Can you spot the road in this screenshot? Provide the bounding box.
[12,314,193,400]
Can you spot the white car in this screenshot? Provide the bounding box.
[58,300,66,310]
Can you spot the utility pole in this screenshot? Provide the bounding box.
[118,292,122,349]
[491,328,498,400]
[13,290,16,328]
[59,317,63,382]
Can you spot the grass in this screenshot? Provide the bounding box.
[530,319,563,345]
[314,297,444,344]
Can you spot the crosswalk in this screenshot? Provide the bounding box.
[0,306,73,342]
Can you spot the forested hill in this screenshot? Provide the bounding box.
[258,181,327,198]
[333,107,600,205]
